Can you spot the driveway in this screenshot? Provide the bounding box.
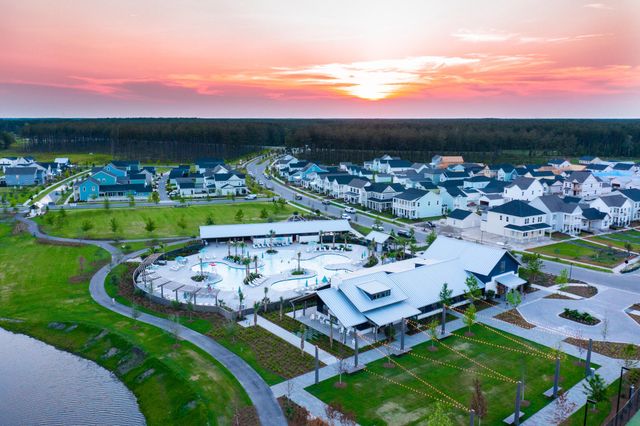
[518,286,640,344]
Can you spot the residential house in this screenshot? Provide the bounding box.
[548,159,571,169]
[439,185,470,213]
[482,200,550,242]
[446,209,480,229]
[486,164,517,182]
[4,167,42,186]
[619,189,640,221]
[503,177,544,202]
[110,160,140,171]
[392,188,442,219]
[529,195,583,235]
[579,156,602,165]
[440,170,469,182]
[431,155,465,169]
[563,171,606,199]
[75,177,101,201]
[343,178,370,205]
[589,194,633,227]
[580,207,611,232]
[379,159,413,174]
[364,183,404,212]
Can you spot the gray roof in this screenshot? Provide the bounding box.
[534,195,581,214]
[506,177,538,190]
[200,220,352,239]
[347,177,370,189]
[365,231,391,244]
[599,194,630,208]
[339,272,408,312]
[490,200,545,217]
[364,302,421,327]
[620,189,640,202]
[504,223,551,232]
[394,188,428,201]
[581,207,608,220]
[448,209,473,220]
[421,236,519,276]
[5,167,37,175]
[566,171,594,183]
[316,288,367,328]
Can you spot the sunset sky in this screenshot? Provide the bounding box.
[1,0,639,118]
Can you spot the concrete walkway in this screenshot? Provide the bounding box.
[17,215,287,426]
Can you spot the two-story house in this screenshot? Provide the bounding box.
[619,189,640,222]
[503,177,545,202]
[343,178,370,205]
[529,195,583,235]
[392,189,442,219]
[563,171,606,199]
[589,194,633,227]
[364,183,405,212]
[482,200,550,242]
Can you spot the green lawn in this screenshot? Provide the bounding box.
[35,202,295,239]
[307,324,585,425]
[529,240,628,268]
[106,262,316,385]
[588,230,640,253]
[0,223,250,424]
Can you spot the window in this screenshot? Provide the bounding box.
[499,260,506,272]
[499,215,503,221]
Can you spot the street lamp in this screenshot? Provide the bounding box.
[615,366,631,426]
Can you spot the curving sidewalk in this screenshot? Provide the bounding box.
[17,215,286,426]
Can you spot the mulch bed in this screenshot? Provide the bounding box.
[494,309,536,329]
[528,272,586,287]
[564,338,640,359]
[562,285,598,298]
[278,397,328,426]
[628,313,640,326]
[544,293,574,300]
[37,238,85,247]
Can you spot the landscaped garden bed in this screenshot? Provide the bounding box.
[560,308,600,325]
[562,285,598,298]
[544,293,573,300]
[564,338,640,359]
[495,308,536,329]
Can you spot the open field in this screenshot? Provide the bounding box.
[35,202,296,239]
[588,229,640,252]
[528,240,628,268]
[307,324,586,425]
[0,223,251,424]
[106,262,316,385]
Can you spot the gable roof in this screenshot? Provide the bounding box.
[566,171,595,183]
[612,163,633,171]
[599,194,631,208]
[534,195,580,213]
[5,167,37,175]
[448,209,473,220]
[490,200,545,217]
[365,183,404,193]
[394,188,429,201]
[581,207,608,220]
[585,163,608,171]
[619,189,640,202]
[506,177,538,190]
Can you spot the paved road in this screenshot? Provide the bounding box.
[539,258,640,293]
[157,172,170,202]
[17,215,287,426]
[42,197,268,211]
[246,157,432,243]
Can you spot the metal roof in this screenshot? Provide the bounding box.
[365,231,391,244]
[316,288,368,328]
[339,272,408,312]
[356,280,390,295]
[496,273,527,289]
[364,302,421,327]
[200,219,352,239]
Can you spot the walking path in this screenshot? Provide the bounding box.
[16,215,287,426]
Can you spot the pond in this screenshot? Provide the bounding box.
[0,327,145,426]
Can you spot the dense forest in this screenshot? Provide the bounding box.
[1,118,639,163]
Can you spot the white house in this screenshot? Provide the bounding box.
[343,178,370,206]
[392,189,442,219]
[364,183,404,212]
[548,159,571,169]
[563,171,606,199]
[482,200,550,242]
[589,194,633,227]
[619,189,640,221]
[529,195,583,235]
[503,177,544,202]
[446,209,481,229]
[579,156,602,165]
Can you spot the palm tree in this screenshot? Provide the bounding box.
[243,257,251,279]
[227,239,231,258]
[253,255,259,274]
[240,241,246,257]
[268,230,275,249]
[332,232,336,249]
[297,251,302,273]
[234,239,239,257]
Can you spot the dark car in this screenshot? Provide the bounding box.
[321,199,331,205]
[294,194,303,200]
[396,229,411,238]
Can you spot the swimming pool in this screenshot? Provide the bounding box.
[190,249,351,292]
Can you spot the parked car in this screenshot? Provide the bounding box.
[372,224,384,231]
[321,199,331,205]
[341,213,352,221]
[294,194,303,200]
[344,206,356,213]
[245,194,257,200]
[396,229,411,238]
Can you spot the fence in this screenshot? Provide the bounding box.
[604,385,640,426]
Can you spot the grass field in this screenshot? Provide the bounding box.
[0,223,250,424]
[106,261,316,385]
[529,239,628,267]
[35,202,295,239]
[588,230,640,253]
[307,324,585,425]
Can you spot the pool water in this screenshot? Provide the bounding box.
[191,249,350,292]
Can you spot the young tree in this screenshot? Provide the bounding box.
[463,303,477,334]
[262,286,269,313]
[80,220,93,236]
[78,255,86,272]
[144,217,157,235]
[522,252,543,283]
[279,296,284,321]
[169,314,181,349]
[103,197,110,210]
[583,373,607,407]
[506,289,522,309]
[253,301,260,326]
[109,217,119,237]
[600,315,610,342]
[299,324,306,355]
[177,215,187,231]
[439,282,453,308]
[131,304,141,328]
[470,377,488,425]
[465,275,482,302]
[205,214,215,225]
[128,194,135,207]
[235,209,245,223]
[426,230,437,247]
[424,402,454,426]
[260,208,268,219]
[427,319,439,350]
[555,268,570,291]
[186,300,194,322]
[552,391,576,425]
[624,242,633,257]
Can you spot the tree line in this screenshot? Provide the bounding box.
[1,118,638,163]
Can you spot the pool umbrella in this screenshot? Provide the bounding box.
[322,276,328,283]
[305,280,308,287]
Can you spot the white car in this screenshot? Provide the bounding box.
[244,194,257,200]
[344,206,356,213]
[341,213,352,221]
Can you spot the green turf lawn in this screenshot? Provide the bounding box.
[307,325,586,425]
[35,202,296,239]
[588,230,640,252]
[0,223,250,425]
[530,240,628,267]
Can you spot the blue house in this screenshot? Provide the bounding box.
[92,170,118,185]
[4,167,41,186]
[103,164,127,177]
[75,178,101,201]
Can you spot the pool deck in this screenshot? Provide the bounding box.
[143,242,367,309]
